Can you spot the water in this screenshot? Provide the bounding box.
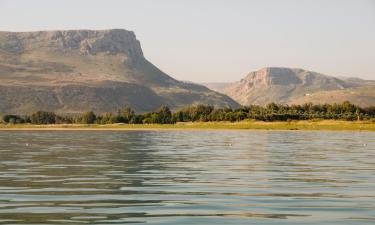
[0,131,374,224]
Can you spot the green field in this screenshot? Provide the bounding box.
[1,120,375,131]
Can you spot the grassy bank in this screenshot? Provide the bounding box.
[0,120,375,131]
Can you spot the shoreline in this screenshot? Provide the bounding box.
[1,120,375,131]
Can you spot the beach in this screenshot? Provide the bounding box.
[1,120,375,131]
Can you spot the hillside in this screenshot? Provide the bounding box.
[207,67,375,107]
[0,29,239,114]
[289,86,375,107]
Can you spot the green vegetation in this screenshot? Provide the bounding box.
[30,111,56,124]
[81,111,96,124]
[2,115,26,124]
[1,102,375,128]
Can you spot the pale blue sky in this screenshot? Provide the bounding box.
[0,0,374,82]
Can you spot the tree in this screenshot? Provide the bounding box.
[142,106,173,124]
[122,106,135,123]
[109,114,122,123]
[172,111,184,122]
[31,111,56,124]
[55,115,74,124]
[81,111,96,124]
[156,106,172,124]
[130,114,144,124]
[266,102,279,112]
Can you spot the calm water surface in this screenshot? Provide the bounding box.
[0,131,374,224]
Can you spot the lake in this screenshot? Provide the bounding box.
[0,131,374,224]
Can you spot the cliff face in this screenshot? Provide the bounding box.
[0,29,239,114]
[1,29,143,57]
[223,67,359,106]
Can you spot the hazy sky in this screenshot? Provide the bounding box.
[0,0,374,82]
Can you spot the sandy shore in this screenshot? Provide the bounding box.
[0,121,374,131]
[0,127,201,131]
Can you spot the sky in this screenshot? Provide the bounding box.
[0,0,374,82]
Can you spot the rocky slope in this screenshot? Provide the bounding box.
[212,67,375,106]
[0,29,239,114]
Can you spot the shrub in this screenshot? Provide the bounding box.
[2,115,25,124]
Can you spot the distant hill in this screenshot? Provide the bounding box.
[0,29,239,114]
[202,67,375,107]
[201,82,232,93]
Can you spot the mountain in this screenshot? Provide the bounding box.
[208,67,375,107]
[0,29,239,114]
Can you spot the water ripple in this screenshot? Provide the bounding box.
[0,131,374,224]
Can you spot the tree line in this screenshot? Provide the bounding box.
[1,101,375,125]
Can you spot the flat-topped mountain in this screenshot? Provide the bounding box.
[0,29,239,114]
[205,67,375,107]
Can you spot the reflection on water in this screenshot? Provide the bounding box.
[0,131,374,224]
